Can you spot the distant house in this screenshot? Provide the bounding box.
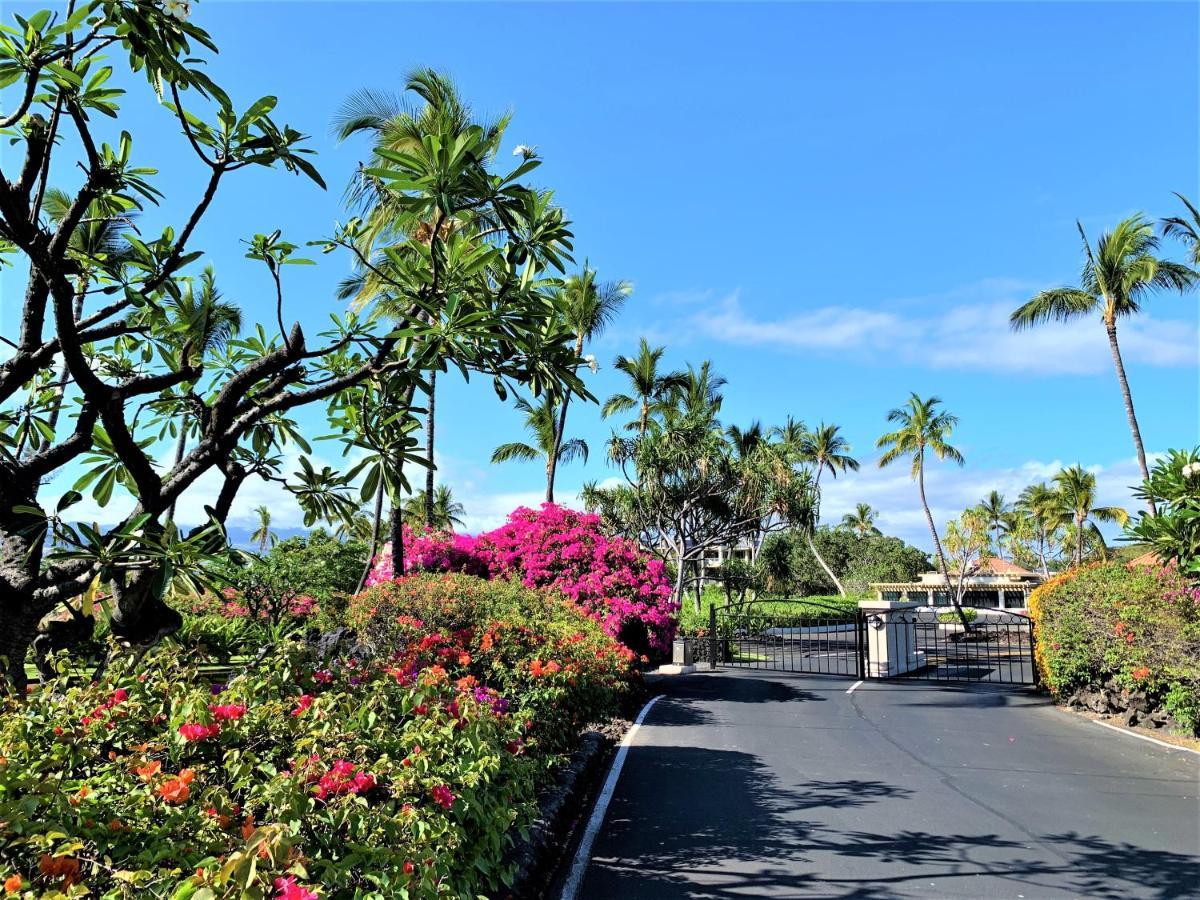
[871,558,1043,611]
[698,537,757,584]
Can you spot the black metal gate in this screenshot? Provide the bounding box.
[709,599,863,677]
[709,602,1038,686]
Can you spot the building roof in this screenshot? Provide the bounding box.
[974,557,1038,578]
[1127,549,1170,569]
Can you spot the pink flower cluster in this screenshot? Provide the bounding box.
[365,526,486,585]
[312,759,376,800]
[274,876,318,900]
[178,722,221,742]
[365,504,678,652]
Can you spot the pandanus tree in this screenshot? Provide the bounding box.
[876,394,970,627]
[492,396,588,502]
[1011,216,1197,513]
[0,6,584,691]
[602,338,687,435]
[1052,464,1129,567]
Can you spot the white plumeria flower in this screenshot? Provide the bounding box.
[584,353,599,374]
[163,0,191,21]
[1183,462,1199,478]
[512,144,537,159]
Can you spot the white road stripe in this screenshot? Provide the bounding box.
[560,693,665,900]
[1092,719,1200,756]
[846,680,864,694]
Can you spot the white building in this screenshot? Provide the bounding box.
[871,558,1043,611]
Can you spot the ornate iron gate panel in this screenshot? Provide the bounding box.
[710,600,863,678]
[878,607,1038,685]
[708,602,1038,686]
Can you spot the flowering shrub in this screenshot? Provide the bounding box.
[348,573,640,751]
[1028,561,1200,733]
[364,525,487,585]
[0,638,541,898]
[365,506,678,656]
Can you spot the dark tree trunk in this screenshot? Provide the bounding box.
[389,499,405,578]
[163,415,189,525]
[423,370,436,527]
[1106,322,1156,516]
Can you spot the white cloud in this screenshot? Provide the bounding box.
[818,452,1153,551]
[681,283,1199,375]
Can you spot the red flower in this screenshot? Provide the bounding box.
[179,722,221,742]
[291,695,314,717]
[431,784,456,810]
[208,703,247,721]
[402,860,415,875]
[273,875,318,900]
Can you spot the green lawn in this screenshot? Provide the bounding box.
[678,588,865,634]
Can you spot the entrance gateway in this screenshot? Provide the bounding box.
[706,598,1038,685]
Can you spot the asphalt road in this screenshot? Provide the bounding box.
[572,670,1200,899]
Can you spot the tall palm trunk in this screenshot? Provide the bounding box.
[807,470,846,596]
[918,455,971,629]
[1075,513,1085,567]
[423,370,436,526]
[1105,321,1156,516]
[356,479,385,593]
[163,415,189,525]
[547,336,585,504]
[390,381,419,573]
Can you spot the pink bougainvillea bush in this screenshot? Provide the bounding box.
[365,505,678,655]
[365,525,486,585]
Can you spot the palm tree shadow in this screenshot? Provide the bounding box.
[581,745,1200,899]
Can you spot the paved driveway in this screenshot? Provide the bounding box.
[572,670,1200,899]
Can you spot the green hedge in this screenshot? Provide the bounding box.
[1029,562,1200,734]
[677,587,862,635]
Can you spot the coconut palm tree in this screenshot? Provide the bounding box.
[163,268,242,525]
[1052,465,1129,567]
[840,503,881,537]
[250,506,276,554]
[876,393,967,625]
[665,360,726,430]
[492,396,588,502]
[796,423,860,596]
[548,267,631,496]
[976,490,1010,559]
[1011,216,1197,512]
[1161,192,1200,266]
[602,339,687,435]
[402,485,466,531]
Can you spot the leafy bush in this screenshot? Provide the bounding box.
[758,528,930,597]
[1028,562,1200,734]
[366,505,678,657]
[1,575,637,898]
[1125,447,1200,575]
[348,574,639,751]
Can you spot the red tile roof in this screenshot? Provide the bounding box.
[977,557,1038,577]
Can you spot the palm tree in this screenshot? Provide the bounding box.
[548,267,631,496]
[876,393,967,625]
[1161,192,1200,266]
[492,396,588,502]
[796,423,860,596]
[840,503,881,537]
[726,421,767,461]
[1011,216,1196,512]
[402,485,466,531]
[1016,482,1059,576]
[163,268,242,525]
[602,339,687,435]
[1052,465,1129,567]
[666,360,727,429]
[250,505,276,554]
[977,490,1009,559]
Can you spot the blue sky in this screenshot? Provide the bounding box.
[2,1,1198,550]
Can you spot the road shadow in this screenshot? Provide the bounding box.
[580,744,1200,899]
[652,673,829,727]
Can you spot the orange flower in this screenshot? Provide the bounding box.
[135,760,161,782]
[178,768,196,785]
[529,660,544,678]
[157,778,190,804]
[480,632,495,651]
[241,814,256,840]
[1131,666,1151,681]
[457,652,471,667]
[4,874,21,893]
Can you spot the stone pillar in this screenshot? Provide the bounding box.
[859,600,927,677]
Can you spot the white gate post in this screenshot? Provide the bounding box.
[858,600,927,677]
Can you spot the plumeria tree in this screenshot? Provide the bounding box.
[0,4,586,690]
